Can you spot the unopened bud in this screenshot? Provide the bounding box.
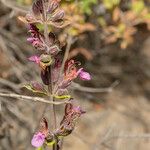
[51,10,65,22]
[41,68,50,85]
[27,37,35,43]
[32,0,44,15]
[40,54,53,67]
[48,1,59,14]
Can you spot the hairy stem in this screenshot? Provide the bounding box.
[43,18,57,149]
[57,35,73,150]
[53,35,73,94]
[60,35,73,74]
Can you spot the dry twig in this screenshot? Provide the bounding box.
[0,93,68,105]
[71,80,120,93]
[0,78,20,93]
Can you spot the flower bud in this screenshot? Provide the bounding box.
[31,81,45,92]
[41,68,50,85]
[27,37,35,43]
[32,0,44,16]
[51,9,65,22]
[48,32,56,44]
[48,1,59,14]
[25,14,35,22]
[55,125,74,137]
[40,54,53,69]
[55,103,85,137]
[49,45,61,55]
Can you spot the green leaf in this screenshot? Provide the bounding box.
[23,82,48,95]
[53,95,71,100]
[36,147,43,150]
[46,140,55,146]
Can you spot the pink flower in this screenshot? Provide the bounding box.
[31,132,45,148]
[28,55,40,64]
[73,106,86,114]
[78,68,91,80]
[27,37,35,43]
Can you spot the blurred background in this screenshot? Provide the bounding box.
[0,0,150,150]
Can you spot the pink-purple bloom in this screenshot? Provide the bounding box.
[73,105,86,114]
[78,68,91,80]
[31,132,45,148]
[27,37,44,50]
[27,37,35,43]
[22,0,90,148]
[28,55,40,64]
[55,103,85,137]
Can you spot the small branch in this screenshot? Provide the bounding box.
[71,80,120,93]
[43,11,58,150]
[0,78,21,93]
[60,36,73,74]
[53,35,73,93]
[0,93,68,105]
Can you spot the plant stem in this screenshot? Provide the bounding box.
[56,35,73,150]
[53,35,73,94]
[47,67,57,150]
[60,35,73,74]
[43,14,58,149]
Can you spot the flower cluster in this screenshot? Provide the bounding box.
[56,102,86,137]
[31,103,85,148]
[20,0,91,149]
[55,59,91,97]
[20,0,66,28]
[27,24,61,55]
[27,24,45,51]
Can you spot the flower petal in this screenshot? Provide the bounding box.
[27,37,35,43]
[28,55,40,64]
[79,70,91,80]
[31,132,45,148]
